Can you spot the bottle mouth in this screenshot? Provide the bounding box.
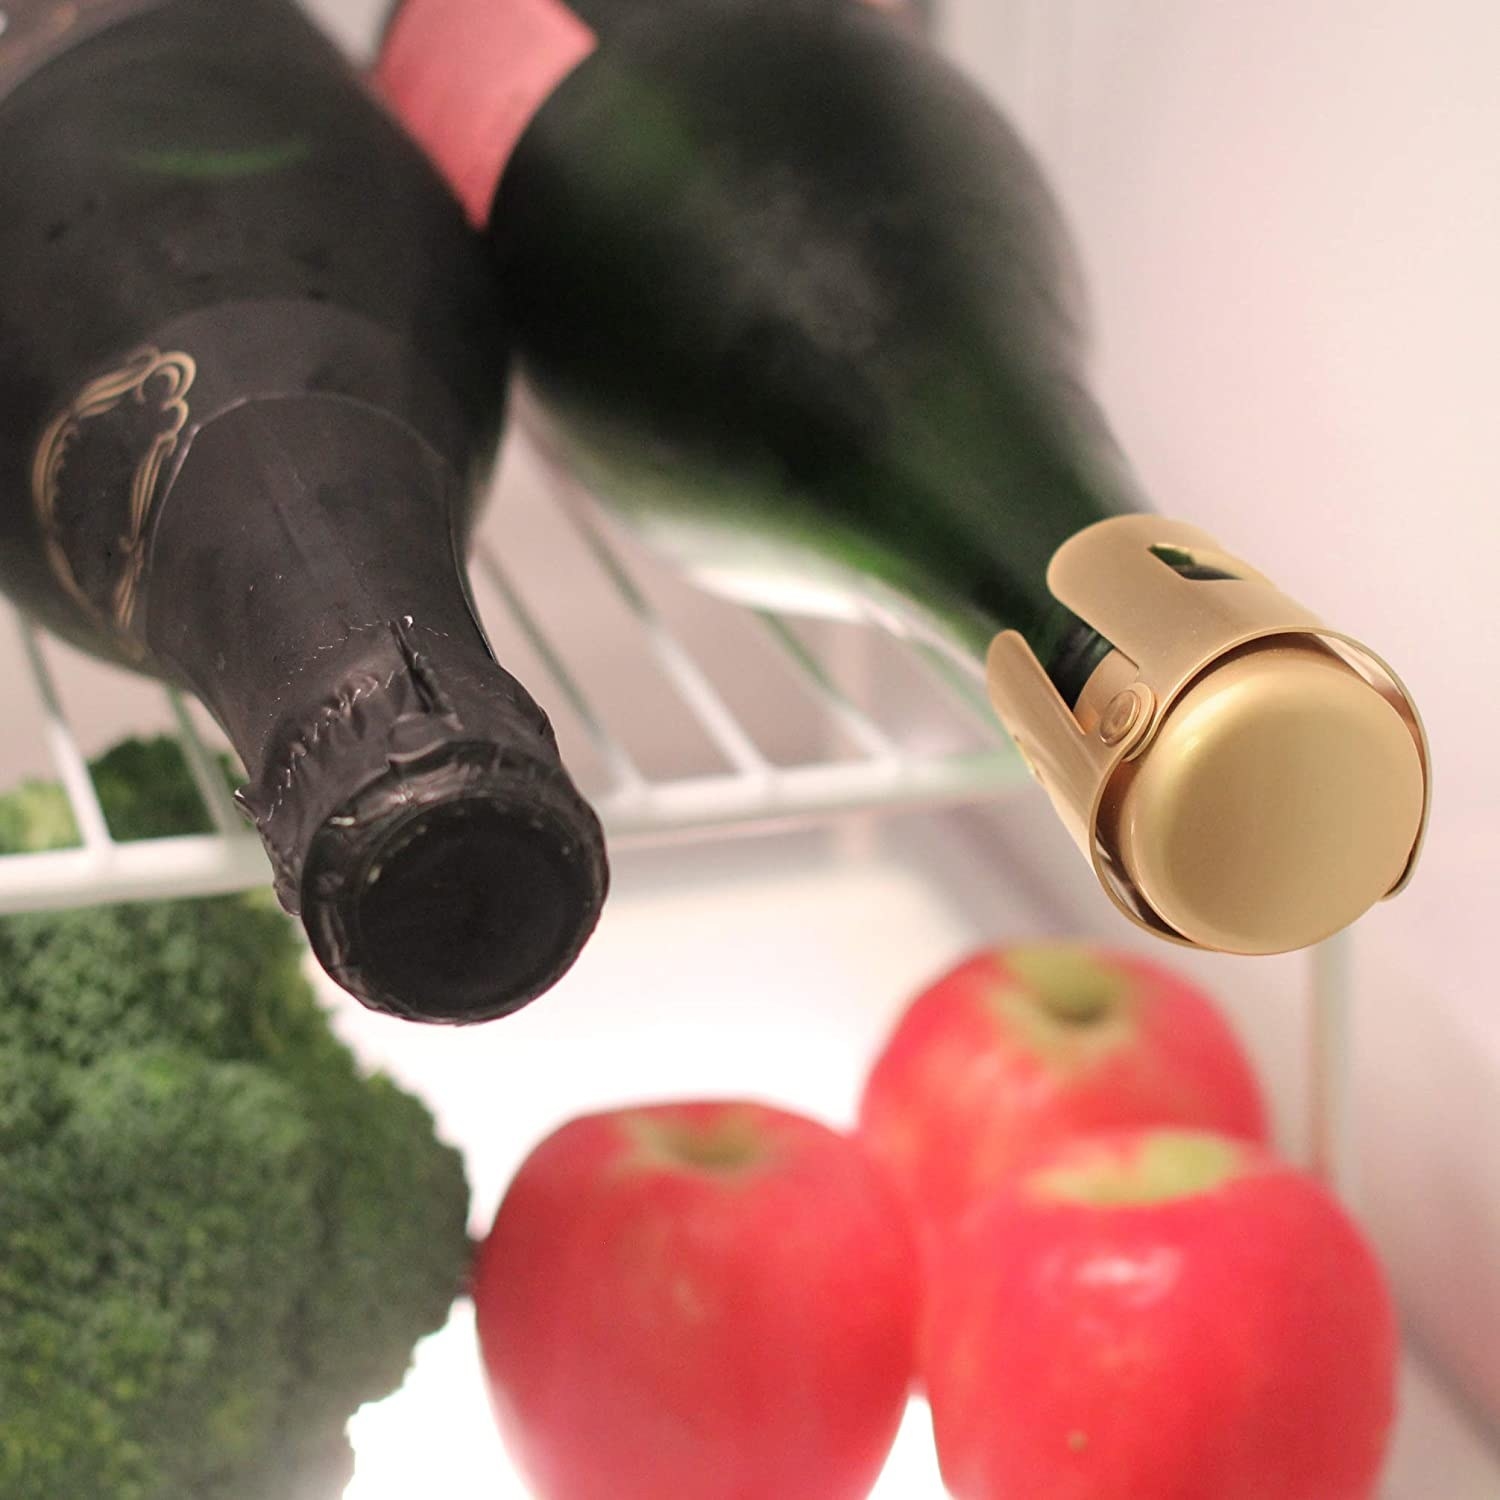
[300,752,609,1023]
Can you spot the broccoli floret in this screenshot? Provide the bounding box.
[0,776,78,854]
[89,733,241,842]
[0,737,472,1500]
[0,736,240,852]
[0,1048,320,1499]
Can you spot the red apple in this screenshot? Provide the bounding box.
[473,1100,920,1500]
[858,944,1269,1248]
[926,1129,1397,1500]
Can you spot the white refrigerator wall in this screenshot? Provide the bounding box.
[942,0,1500,1425]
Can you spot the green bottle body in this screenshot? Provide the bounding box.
[381,0,1141,697]
[378,0,1433,960]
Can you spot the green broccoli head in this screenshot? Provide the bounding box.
[0,738,472,1500]
[0,734,239,853]
[90,732,243,842]
[0,1047,321,1500]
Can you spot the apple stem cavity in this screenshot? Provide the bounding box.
[624,1109,771,1176]
[1007,947,1131,1027]
[1028,1131,1249,1208]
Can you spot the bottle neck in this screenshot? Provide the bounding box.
[142,395,608,1020]
[863,357,1143,700]
[1042,614,1116,706]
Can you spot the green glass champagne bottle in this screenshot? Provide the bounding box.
[377,0,1429,954]
[0,0,609,1021]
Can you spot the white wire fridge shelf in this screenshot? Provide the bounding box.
[0,438,1362,1197]
[0,447,1029,915]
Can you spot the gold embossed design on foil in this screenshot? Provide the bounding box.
[32,347,196,634]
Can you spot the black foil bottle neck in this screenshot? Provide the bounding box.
[143,394,608,1023]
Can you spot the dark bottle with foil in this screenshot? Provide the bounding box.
[0,0,608,1022]
[379,0,1429,955]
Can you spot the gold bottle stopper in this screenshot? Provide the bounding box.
[986,516,1430,955]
